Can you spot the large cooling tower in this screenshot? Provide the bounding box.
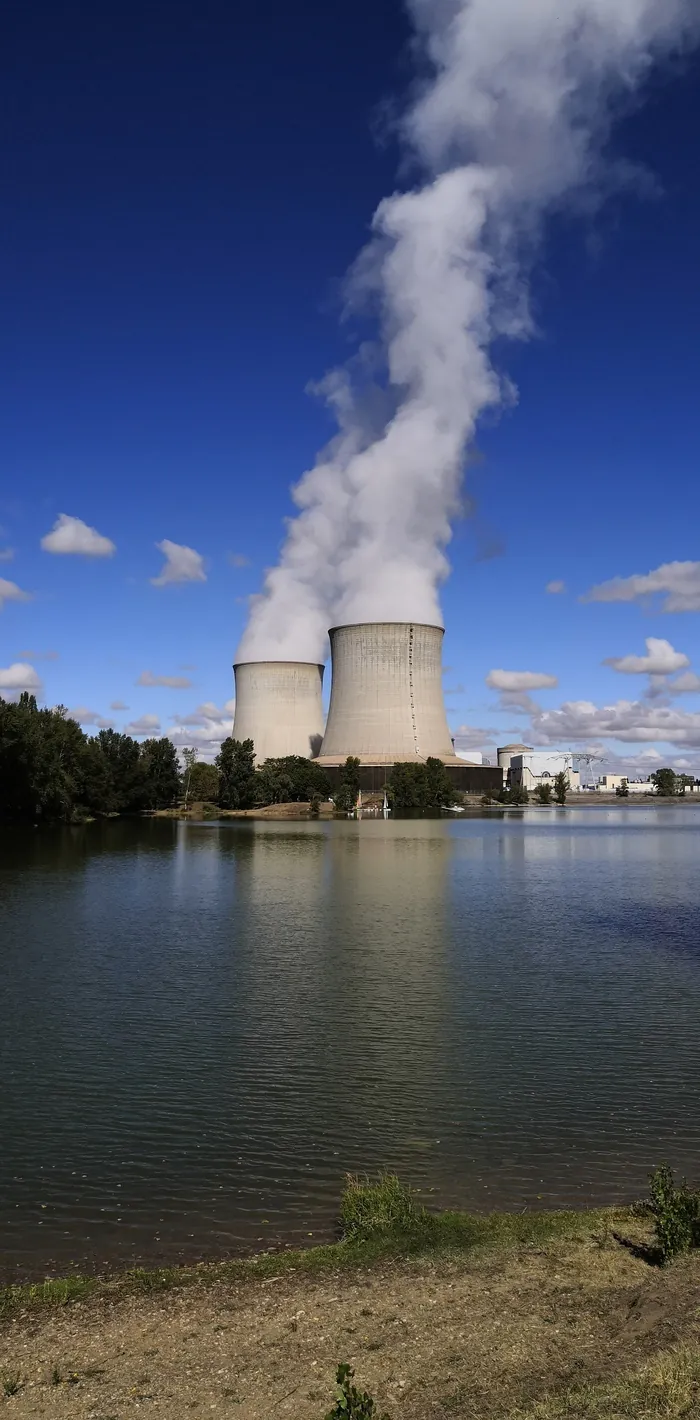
[232,661,325,764]
[317,622,460,765]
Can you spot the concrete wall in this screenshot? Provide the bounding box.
[318,622,456,765]
[232,661,325,764]
[321,763,504,797]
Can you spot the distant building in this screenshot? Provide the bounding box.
[454,749,483,764]
[509,751,581,793]
[598,774,653,794]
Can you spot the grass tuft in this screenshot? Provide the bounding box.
[340,1173,428,1243]
[507,1342,700,1417]
[1,1370,22,1396]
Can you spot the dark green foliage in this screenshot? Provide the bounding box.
[187,760,220,803]
[140,737,182,809]
[499,784,529,805]
[254,755,331,806]
[333,756,361,813]
[216,737,257,809]
[325,1364,389,1420]
[553,771,569,805]
[0,695,183,823]
[649,1164,700,1264]
[616,781,630,798]
[651,767,677,797]
[535,782,553,804]
[388,759,454,809]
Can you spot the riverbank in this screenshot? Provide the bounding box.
[2,1190,699,1418]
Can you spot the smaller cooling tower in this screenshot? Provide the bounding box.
[232,661,325,764]
[497,743,533,773]
[317,622,460,765]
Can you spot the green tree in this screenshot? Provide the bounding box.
[333,756,361,813]
[651,767,678,797]
[96,729,146,813]
[216,737,257,809]
[425,757,455,807]
[388,763,428,809]
[554,771,569,805]
[187,760,220,803]
[141,737,182,809]
[616,780,630,798]
[181,746,198,807]
[254,755,330,806]
[535,781,552,804]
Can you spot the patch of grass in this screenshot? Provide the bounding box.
[507,1343,700,1417]
[340,1173,428,1242]
[1,1370,22,1396]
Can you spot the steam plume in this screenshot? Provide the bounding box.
[238,0,696,664]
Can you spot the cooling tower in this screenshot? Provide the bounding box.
[232,661,325,764]
[317,622,460,765]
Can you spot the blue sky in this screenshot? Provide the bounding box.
[2,0,700,769]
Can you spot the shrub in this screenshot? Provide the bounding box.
[340,1172,427,1243]
[649,1163,700,1264]
[325,1364,390,1419]
[535,782,552,804]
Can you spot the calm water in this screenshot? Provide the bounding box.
[2,809,700,1281]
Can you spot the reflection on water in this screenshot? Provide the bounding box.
[1,810,700,1280]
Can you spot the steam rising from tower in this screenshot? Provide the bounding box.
[237,0,697,666]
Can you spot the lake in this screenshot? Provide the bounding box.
[1,809,699,1282]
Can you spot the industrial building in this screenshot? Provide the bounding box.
[233,621,503,796]
[232,660,325,764]
[508,751,580,793]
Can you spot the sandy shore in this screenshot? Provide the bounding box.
[2,1211,699,1418]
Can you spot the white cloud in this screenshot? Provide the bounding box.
[110,699,129,711]
[228,552,251,569]
[530,699,700,748]
[0,662,43,695]
[69,707,113,728]
[136,670,193,689]
[41,514,116,558]
[452,723,498,751]
[0,547,14,561]
[0,578,32,610]
[486,669,558,692]
[669,673,700,694]
[604,637,690,676]
[546,580,566,595]
[168,699,236,760]
[124,714,162,737]
[151,540,206,587]
[584,561,700,613]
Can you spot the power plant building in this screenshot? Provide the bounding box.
[316,622,462,766]
[232,661,324,764]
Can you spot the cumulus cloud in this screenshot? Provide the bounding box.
[136,670,193,689]
[110,699,129,711]
[168,699,236,760]
[452,722,498,750]
[0,578,32,610]
[151,540,206,587]
[604,637,690,676]
[0,547,14,561]
[41,514,116,557]
[0,662,43,695]
[486,669,558,692]
[530,699,700,748]
[546,580,566,595]
[584,560,700,613]
[124,714,162,737]
[669,673,700,694]
[69,707,113,728]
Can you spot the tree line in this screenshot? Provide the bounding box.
[0,698,458,823]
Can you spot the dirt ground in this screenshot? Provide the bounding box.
[2,1230,700,1419]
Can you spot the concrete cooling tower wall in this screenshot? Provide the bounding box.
[232,661,325,764]
[317,622,460,766]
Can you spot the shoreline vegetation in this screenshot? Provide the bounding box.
[2,1174,700,1416]
[1,693,695,824]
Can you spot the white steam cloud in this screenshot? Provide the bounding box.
[238,0,696,663]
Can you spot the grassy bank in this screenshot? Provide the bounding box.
[2,1177,700,1418]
